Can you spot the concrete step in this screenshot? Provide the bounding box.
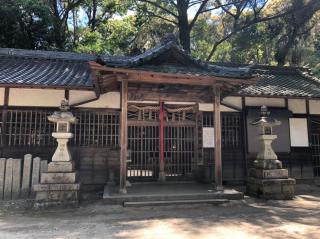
[123,199,229,207]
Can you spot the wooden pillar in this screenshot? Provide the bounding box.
[119,80,128,194]
[213,85,223,191]
[1,88,9,152]
[158,101,166,181]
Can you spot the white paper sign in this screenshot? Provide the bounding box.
[289,118,309,147]
[203,127,215,148]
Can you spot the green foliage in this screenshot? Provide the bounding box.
[76,16,137,55]
[76,30,104,53]
[0,0,319,74]
[0,0,52,49]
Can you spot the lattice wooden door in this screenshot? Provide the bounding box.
[164,124,195,179]
[127,104,196,181]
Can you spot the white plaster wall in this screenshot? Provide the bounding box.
[0,88,5,105]
[309,100,320,114]
[78,92,120,108]
[198,103,238,112]
[288,99,306,114]
[289,118,309,147]
[222,96,242,109]
[69,90,96,105]
[245,97,285,107]
[9,88,65,107]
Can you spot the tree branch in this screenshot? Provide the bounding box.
[189,0,209,29]
[137,0,178,18]
[206,8,304,61]
[145,10,178,25]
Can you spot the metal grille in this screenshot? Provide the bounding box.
[164,125,195,178]
[72,110,120,147]
[127,124,159,180]
[311,118,320,177]
[6,109,55,147]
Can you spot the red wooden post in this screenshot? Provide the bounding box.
[158,101,166,181]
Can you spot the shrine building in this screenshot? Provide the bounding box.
[0,37,320,198]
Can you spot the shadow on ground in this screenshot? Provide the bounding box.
[0,187,319,239]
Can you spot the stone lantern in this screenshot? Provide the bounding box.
[251,105,282,169]
[246,106,295,200]
[34,99,80,207]
[48,99,77,162]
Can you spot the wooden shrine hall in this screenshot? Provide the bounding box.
[2,36,320,203]
[89,37,258,194]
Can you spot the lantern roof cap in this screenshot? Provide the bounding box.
[251,105,281,126]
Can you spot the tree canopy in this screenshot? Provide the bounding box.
[0,0,319,74]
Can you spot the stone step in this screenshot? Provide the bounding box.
[123,199,229,207]
[104,191,244,204]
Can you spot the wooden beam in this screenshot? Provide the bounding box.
[119,80,128,194]
[128,91,209,102]
[90,70,101,97]
[213,85,223,191]
[127,74,217,86]
[64,89,69,100]
[89,61,258,85]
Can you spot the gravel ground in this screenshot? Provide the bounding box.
[0,188,320,239]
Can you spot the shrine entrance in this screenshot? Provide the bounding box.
[127,104,197,181]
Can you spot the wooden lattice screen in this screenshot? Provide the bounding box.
[202,112,243,149]
[72,110,120,147]
[202,111,245,182]
[311,117,320,177]
[6,109,55,147]
[3,108,119,148]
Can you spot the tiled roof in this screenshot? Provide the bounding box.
[99,36,253,79]
[236,66,320,98]
[0,48,95,88]
[0,43,320,98]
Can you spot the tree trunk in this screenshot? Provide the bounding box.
[177,0,191,53]
[91,0,97,31]
[178,23,190,52]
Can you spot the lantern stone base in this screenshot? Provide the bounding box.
[33,184,80,207]
[249,168,288,179]
[247,159,296,199]
[48,161,75,172]
[253,159,283,170]
[247,177,295,200]
[34,160,80,207]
